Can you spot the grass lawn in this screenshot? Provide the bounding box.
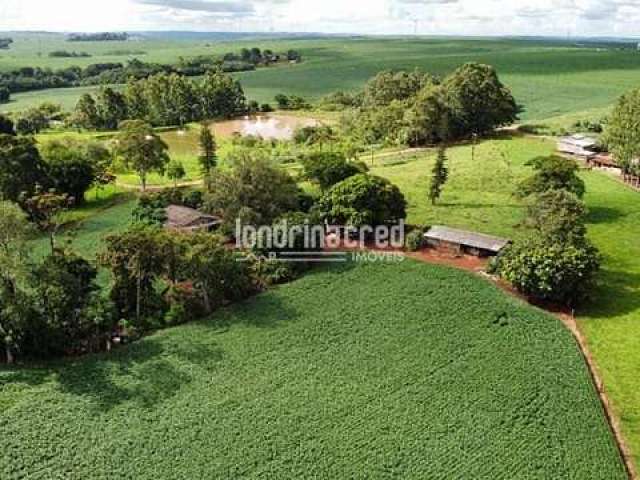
[0,260,626,478]
[371,134,640,466]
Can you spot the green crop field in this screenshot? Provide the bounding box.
[0,259,626,479]
[369,134,640,464]
[4,34,640,125]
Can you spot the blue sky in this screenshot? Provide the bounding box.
[1,0,640,36]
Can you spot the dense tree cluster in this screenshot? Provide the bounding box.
[0,201,115,362]
[339,63,519,147]
[0,134,113,206]
[493,158,600,306]
[71,71,246,130]
[204,151,301,231]
[0,38,12,49]
[604,87,640,179]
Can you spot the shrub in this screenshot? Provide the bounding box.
[492,238,600,306]
[405,229,427,252]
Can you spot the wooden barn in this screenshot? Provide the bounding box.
[424,226,511,258]
[165,205,221,233]
[557,134,598,158]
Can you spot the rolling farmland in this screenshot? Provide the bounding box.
[0,260,627,479]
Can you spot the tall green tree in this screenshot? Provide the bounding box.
[442,62,519,137]
[429,147,449,205]
[114,120,170,191]
[97,87,128,130]
[167,160,186,188]
[0,201,34,363]
[199,70,245,119]
[22,190,73,254]
[198,124,217,182]
[604,87,640,176]
[100,225,167,326]
[40,138,100,205]
[71,93,100,130]
[0,135,46,203]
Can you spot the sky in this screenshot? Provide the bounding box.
[1,0,640,37]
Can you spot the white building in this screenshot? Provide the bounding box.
[557,134,598,158]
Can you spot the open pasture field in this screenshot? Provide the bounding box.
[0,259,626,479]
[4,34,640,123]
[370,134,640,464]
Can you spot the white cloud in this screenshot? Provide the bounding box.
[1,0,640,36]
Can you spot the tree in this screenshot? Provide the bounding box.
[525,190,588,243]
[167,160,186,188]
[604,87,640,176]
[199,70,245,119]
[204,151,300,230]
[71,93,100,130]
[275,94,290,110]
[31,250,113,357]
[362,69,436,107]
[300,151,368,191]
[184,233,253,314]
[15,108,49,135]
[402,84,451,146]
[0,201,34,363]
[517,155,586,199]
[22,189,73,254]
[0,114,14,135]
[198,124,217,181]
[124,79,150,122]
[442,62,519,137]
[0,135,46,203]
[316,174,407,228]
[40,138,98,205]
[0,87,10,104]
[96,87,128,130]
[99,226,167,326]
[429,147,449,205]
[114,120,170,191]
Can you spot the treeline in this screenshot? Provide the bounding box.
[67,32,129,42]
[0,48,301,96]
[70,70,246,129]
[325,63,520,147]
[49,50,91,58]
[0,38,12,49]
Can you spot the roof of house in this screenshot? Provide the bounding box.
[424,226,511,253]
[558,134,598,149]
[165,205,221,230]
[592,153,618,167]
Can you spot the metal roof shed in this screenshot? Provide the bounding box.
[424,226,511,257]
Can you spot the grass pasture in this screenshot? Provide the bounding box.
[0,260,627,479]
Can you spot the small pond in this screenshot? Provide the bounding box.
[213,114,319,141]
